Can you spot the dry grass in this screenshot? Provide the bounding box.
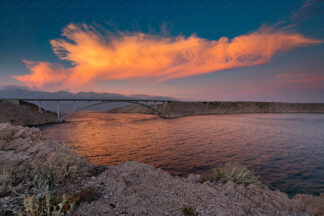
[18,148,89,215]
[0,167,14,194]
[182,206,196,216]
[28,154,68,190]
[0,145,89,215]
[19,193,80,216]
[1,145,87,193]
[25,147,86,191]
[0,168,21,215]
[202,163,261,186]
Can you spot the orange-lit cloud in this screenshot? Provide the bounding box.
[13,24,322,89]
[18,60,70,88]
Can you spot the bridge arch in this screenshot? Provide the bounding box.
[59,100,163,121]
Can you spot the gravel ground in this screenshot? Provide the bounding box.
[73,161,324,216]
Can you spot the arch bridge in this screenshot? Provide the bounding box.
[2,98,173,122]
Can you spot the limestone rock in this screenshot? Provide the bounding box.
[187,174,201,183]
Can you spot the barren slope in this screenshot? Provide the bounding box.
[0,100,58,126]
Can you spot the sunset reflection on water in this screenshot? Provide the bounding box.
[40,112,324,196]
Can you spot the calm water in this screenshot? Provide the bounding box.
[40,112,324,196]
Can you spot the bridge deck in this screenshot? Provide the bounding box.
[0,98,176,121]
[0,98,174,102]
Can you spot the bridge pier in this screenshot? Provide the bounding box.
[57,101,60,119]
[38,100,42,113]
[161,101,168,114]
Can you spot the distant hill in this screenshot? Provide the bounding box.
[0,86,175,112]
[110,101,324,118]
[0,100,58,126]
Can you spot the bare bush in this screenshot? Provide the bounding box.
[19,192,80,216]
[202,163,261,186]
[26,147,86,191]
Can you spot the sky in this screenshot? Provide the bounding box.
[0,0,324,102]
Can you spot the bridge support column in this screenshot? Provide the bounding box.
[160,102,163,113]
[38,100,42,113]
[161,102,168,114]
[57,101,60,119]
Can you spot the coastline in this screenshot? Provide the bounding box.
[1,123,323,215]
[0,100,58,126]
[109,101,324,118]
[2,99,324,127]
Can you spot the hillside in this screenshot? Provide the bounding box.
[109,101,324,117]
[0,100,58,126]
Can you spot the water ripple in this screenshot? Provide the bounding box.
[40,113,324,196]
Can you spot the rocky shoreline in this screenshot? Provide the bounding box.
[1,123,323,215]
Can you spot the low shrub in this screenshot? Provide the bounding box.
[19,193,80,216]
[1,145,90,215]
[25,147,86,191]
[182,206,196,216]
[202,163,261,186]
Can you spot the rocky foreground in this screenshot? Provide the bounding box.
[0,100,58,126]
[110,101,324,118]
[1,123,324,216]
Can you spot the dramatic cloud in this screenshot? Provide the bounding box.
[14,24,322,89]
[18,60,70,88]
